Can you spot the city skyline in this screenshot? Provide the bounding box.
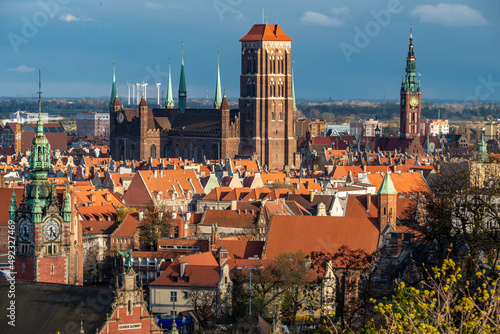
[1,0,499,102]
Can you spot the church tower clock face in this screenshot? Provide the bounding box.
[19,218,33,241]
[409,96,419,108]
[43,220,60,241]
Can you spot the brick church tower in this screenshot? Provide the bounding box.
[400,26,421,138]
[239,24,298,170]
[378,171,397,234]
[12,70,83,284]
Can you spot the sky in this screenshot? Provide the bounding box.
[0,0,499,102]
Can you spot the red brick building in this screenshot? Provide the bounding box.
[110,23,301,170]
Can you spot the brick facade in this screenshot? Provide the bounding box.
[110,24,301,171]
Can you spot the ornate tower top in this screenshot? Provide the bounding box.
[214,50,222,109]
[407,24,415,60]
[401,25,420,93]
[110,59,117,107]
[29,69,51,177]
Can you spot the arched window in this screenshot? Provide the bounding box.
[183,145,189,160]
[120,143,125,160]
[272,112,275,121]
[164,143,171,158]
[193,145,198,163]
[279,112,283,121]
[150,144,156,159]
[129,144,135,160]
[128,300,132,313]
[175,144,180,158]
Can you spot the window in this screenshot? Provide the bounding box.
[184,292,189,299]
[50,264,54,274]
[170,291,177,302]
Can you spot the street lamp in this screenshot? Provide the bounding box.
[237,266,264,316]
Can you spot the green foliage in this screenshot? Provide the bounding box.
[137,200,171,251]
[366,259,500,333]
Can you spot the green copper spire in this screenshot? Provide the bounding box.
[178,44,187,113]
[291,61,297,110]
[165,59,174,108]
[29,68,51,178]
[426,134,431,153]
[9,187,17,221]
[401,25,420,93]
[214,50,222,109]
[378,170,398,195]
[110,59,117,107]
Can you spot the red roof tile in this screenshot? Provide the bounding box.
[240,24,293,42]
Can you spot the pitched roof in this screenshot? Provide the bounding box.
[200,209,257,229]
[240,24,293,42]
[215,240,265,259]
[150,252,221,287]
[264,215,380,260]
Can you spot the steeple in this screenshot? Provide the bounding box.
[378,170,397,195]
[178,44,187,113]
[291,61,297,110]
[165,59,174,108]
[426,134,431,153]
[214,50,222,109]
[29,68,51,178]
[110,59,117,107]
[402,25,419,93]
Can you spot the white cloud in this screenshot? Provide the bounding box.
[7,65,36,73]
[59,14,80,23]
[411,4,488,26]
[300,10,346,27]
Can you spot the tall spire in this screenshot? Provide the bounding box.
[37,68,43,136]
[214,49,222,109]
[178,43,187,113]
[166,59,174,108]
[402,25,419,93]
[110,59,117,107]
[291,61,296,110]
[30,68,50,176]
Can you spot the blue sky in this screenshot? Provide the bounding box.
[0,0,499,102]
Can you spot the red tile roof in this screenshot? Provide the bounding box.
[264,215,380,260]
[215,240,264,259]
[240,24,293,42]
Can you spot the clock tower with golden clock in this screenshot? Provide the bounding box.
[11,70,83,285]
[400,26,421,138]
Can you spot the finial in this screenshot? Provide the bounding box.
[181,42,184,64]
[410,23,413,40]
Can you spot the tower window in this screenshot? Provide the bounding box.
[50,264,54,274]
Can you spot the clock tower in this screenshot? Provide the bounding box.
[12,70,83,285]
[400,26,421,138]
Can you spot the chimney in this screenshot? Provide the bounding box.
[180,262,187,279]
[138,212,144,221]
[230,200,237,210]
[310,191,315,203]
[367,193,371,212]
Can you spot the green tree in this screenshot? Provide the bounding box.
[137,200,172,250]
